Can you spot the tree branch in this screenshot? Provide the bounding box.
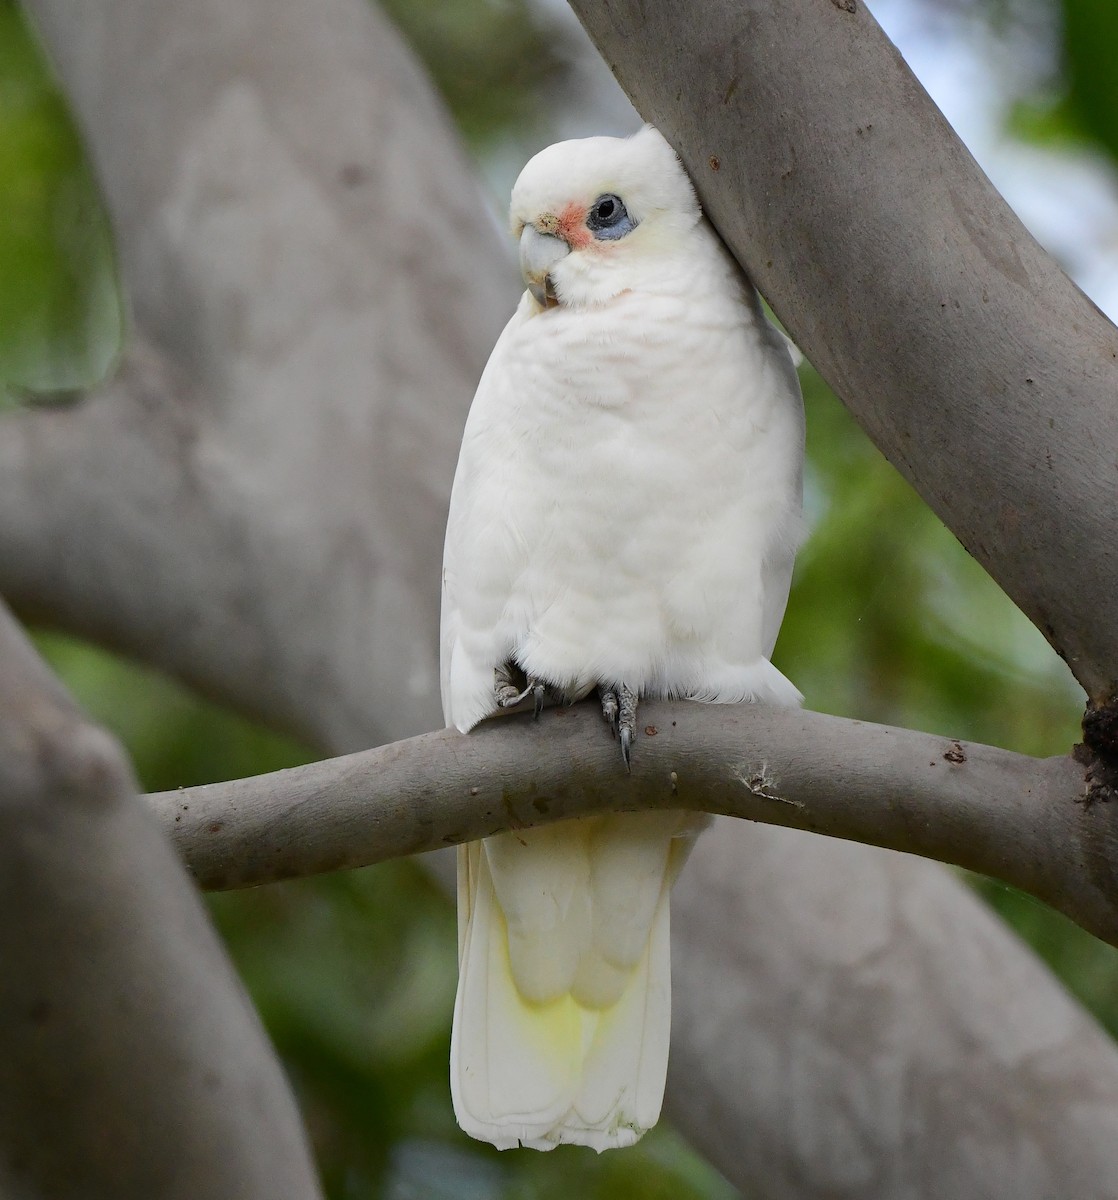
[0,598,321,1198]
[148,704,1118,1196]
[567,0,1118,706]
[146,700,1118,947]
[667,817,1118,1200]
[11,0,517,750]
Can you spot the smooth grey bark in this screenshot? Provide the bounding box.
[0,599,321,1199]
[8,0,513,750]
[8,0,1118,1195]
[146,701,1118,950]
[669,820,1118,1200]
[568,0,1118,707]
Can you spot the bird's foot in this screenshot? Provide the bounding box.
[494,663,547,718]
[599,683,638,771]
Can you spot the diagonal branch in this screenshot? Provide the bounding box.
[10,0,517,751]
[567,0,1118,707]
[146,700,1118,948]
[666,815,1118,1200]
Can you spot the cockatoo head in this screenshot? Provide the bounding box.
[509,125,700,311]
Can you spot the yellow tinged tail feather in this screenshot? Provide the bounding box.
[450,813,698,1151]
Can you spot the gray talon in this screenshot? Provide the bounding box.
[494,664,548,713]
[600,686,619,733]
[600,683,637,768]
[617,684,638,770]
[494,662,525,708]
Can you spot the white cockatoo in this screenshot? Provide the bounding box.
[440,126,804,1152]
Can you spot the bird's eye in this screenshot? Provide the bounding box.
[586,194,635,241]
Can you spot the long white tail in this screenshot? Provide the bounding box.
[450,811,697,1151]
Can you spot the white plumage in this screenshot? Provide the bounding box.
[440,126,804,1151]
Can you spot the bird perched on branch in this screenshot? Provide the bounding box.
[440,125,804,1151]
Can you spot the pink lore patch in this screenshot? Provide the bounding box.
[558,202,593,249]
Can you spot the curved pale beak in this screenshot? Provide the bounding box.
[519,226,570,308]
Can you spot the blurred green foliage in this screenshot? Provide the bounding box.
[379,0,564,151]
[1061,0,1118,162]
[1002,0,1118,160]
[5,0,1118,1194]
[0,0,120,403]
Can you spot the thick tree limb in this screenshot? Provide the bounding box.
[147,701,1118,946]
[0,599,321,1198]
[12,0,1118,1193]
[8,0,514,750]
[568,0,1118,706]
[669,819,1118,1200]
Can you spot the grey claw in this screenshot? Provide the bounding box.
[494,664,549,713]
[494,663,522,708]
[600,686,619,733]
[603,683,638,768]
[617,683,638,769]
[494,662,526,708]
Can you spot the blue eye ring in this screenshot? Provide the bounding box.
[586,194,636,241]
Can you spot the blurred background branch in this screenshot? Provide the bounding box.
[4,0,1118,1195]
[0,596,322,1198]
